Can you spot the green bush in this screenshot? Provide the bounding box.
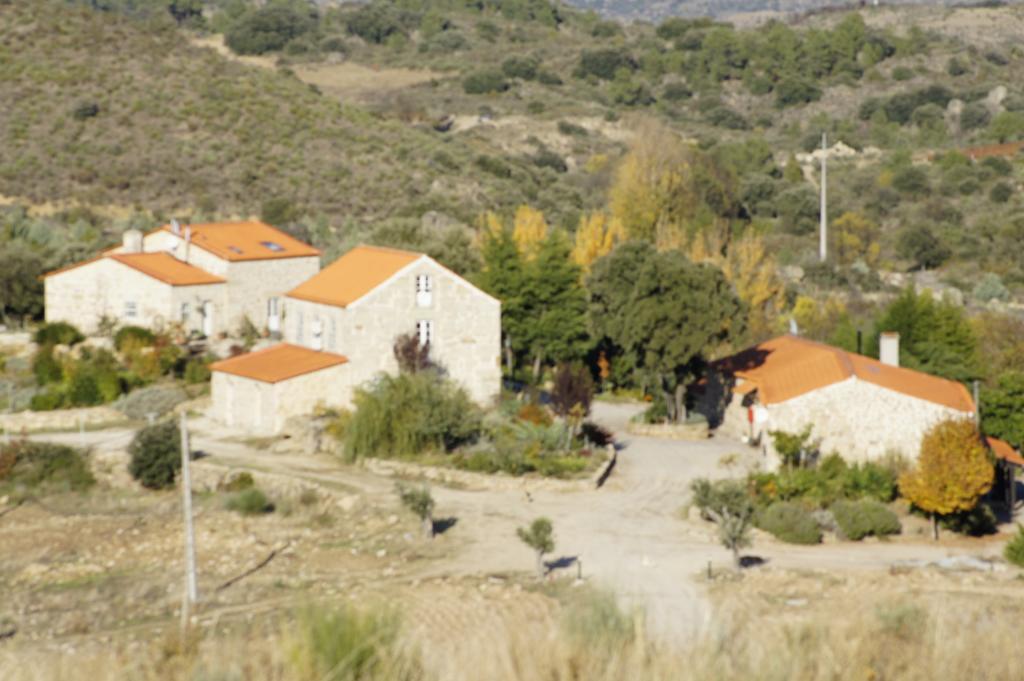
[755,502,822,544]
[941,504,998,536]
[1004,525,1024,567]
[115,384,188,420]
[34,322,84,347]
[748,454,898,508]
[288,604,403,680]
[830,499,901,540]
[114,325,155,351]
[128,420,181,490]
[225,5,315,55]
[576,48,634,80]
[220,471,255,492]
[32,345,64,386]
[66,368,103,407]
[345,3,403,44]
[343,372,481,461]
[225,487,275,515]
[29,389,64,411]
[989,182,1013,204]
[691,478,752,521]
[0,440,95,492]
[502,56,539,81]
[463,69,509,95]
[183,358,211,384]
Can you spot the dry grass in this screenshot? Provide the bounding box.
[5,571,1023,681]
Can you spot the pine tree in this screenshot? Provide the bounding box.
[475,224,528,375]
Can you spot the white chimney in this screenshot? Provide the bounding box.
[171,218,181,236]
[122,229,144,254]
[184,225,192,262]
[880,332,900,367]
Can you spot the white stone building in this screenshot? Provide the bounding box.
[700,334,976,467]
[283,244,502,406]
[210,344,349,436]
[45,220,321,336]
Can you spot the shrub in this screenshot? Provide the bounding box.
[345,3,403,44]
[576,49,634,80]
[831,499,901,540]
[225,5,315,55]
[550,363,594,419]
[517,517,555,578]
[29,389,64,411]
[947,57,968,76]
[128,420,181,490]
[532,149,567,173]
[755,502,822,544]
[66,368,103,407]
[706,107,749,130]
[396,483,434,537]
[475,155,512,178]
[891,66,914,81]
[690,478,752,521]
[557,120,587,137]
[34,322,83,346]
[343,373,481,461]
[288,604,403,680]
[114,325,155,351]
[662,82,692,101]
[960,102,992,131]
[225,487,275,515]
[463,70,509,95]
[183,358,211,384]
[32,345,64,386]
[502,56,539,81]
[775,77,821,107]
[0,440,95,492]
[1004,525,1024,567]
[940,504,998,536]
[989,182,1013,204]
[220,471,254,492]
[114,384,188,420]
[973,272,1010,302]
[517,402,552,426]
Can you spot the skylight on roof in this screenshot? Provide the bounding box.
[261,241,285,252]
[228,246,244,254]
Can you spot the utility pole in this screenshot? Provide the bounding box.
[819,132,828,263]
[180,412,198,633]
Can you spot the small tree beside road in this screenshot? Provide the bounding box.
[396,483,435,539]
[128,420,181,490]
[517,517,555,579]
[900,418,994,540]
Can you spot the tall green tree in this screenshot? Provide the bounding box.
[589,242,745,422]
[982,372,1024,451]
[476,225,527,375]
[868,288,979,383]
[519,232,589,379]
[0,243,45,325]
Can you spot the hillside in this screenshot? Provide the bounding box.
[0,1,590,241]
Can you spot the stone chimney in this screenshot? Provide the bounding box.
[880,332,900,367]
[122,229,144,254]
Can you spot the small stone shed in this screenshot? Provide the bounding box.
[697,334,976,467]
[210,343,350,436]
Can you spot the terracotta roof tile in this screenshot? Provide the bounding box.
[715,335,975,413]
[210,343,348,383]
[109,253,225,286]
[987,437,1024,467]
[286,245,423,308]
[156,221,320,262]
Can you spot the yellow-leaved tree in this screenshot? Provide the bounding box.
[832,211,880,266]
[511,205,548,260]
[688,230,785,341]
[572,211,626,273]
[899,418,994,540]
[789,294,851,342]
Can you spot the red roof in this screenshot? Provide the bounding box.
[287,245,423,308]
[714,335,975,413]
[43,253,224,287]
[210,344,348,383]
[987,437,1024,467]
[154,221,320,262]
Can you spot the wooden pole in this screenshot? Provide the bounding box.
[180,413,198,632]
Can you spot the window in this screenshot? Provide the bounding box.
[125,301,137,318]
[180,302,190,321]
[416,319,433,347]
[260,241,285,253]
[416,274,432,307]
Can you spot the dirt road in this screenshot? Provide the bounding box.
[30,402,1006,646]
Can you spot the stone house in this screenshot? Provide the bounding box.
[45,220,321,336]
[210,344,349,436]
[43,251,228,336]
[699,334,976,467]
[283,244,502,406]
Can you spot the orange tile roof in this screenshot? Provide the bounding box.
[108,253,225,286]
[987,437,1024,467]
[155,221,320,262]
[716,335,975,413]
[210,343,348,383]
[286,245,423,308]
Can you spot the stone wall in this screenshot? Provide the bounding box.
[625,421,710,440]
[285,257,501,406]
[0,405,127,434]
[46,259,174,334]
[721,376,972,468]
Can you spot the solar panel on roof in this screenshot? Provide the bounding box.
[261,241,285,252]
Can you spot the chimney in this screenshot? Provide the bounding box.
[880,332,900,367]
[184,225,192,262]
[122,229,144,254]
[171,218,181,236]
